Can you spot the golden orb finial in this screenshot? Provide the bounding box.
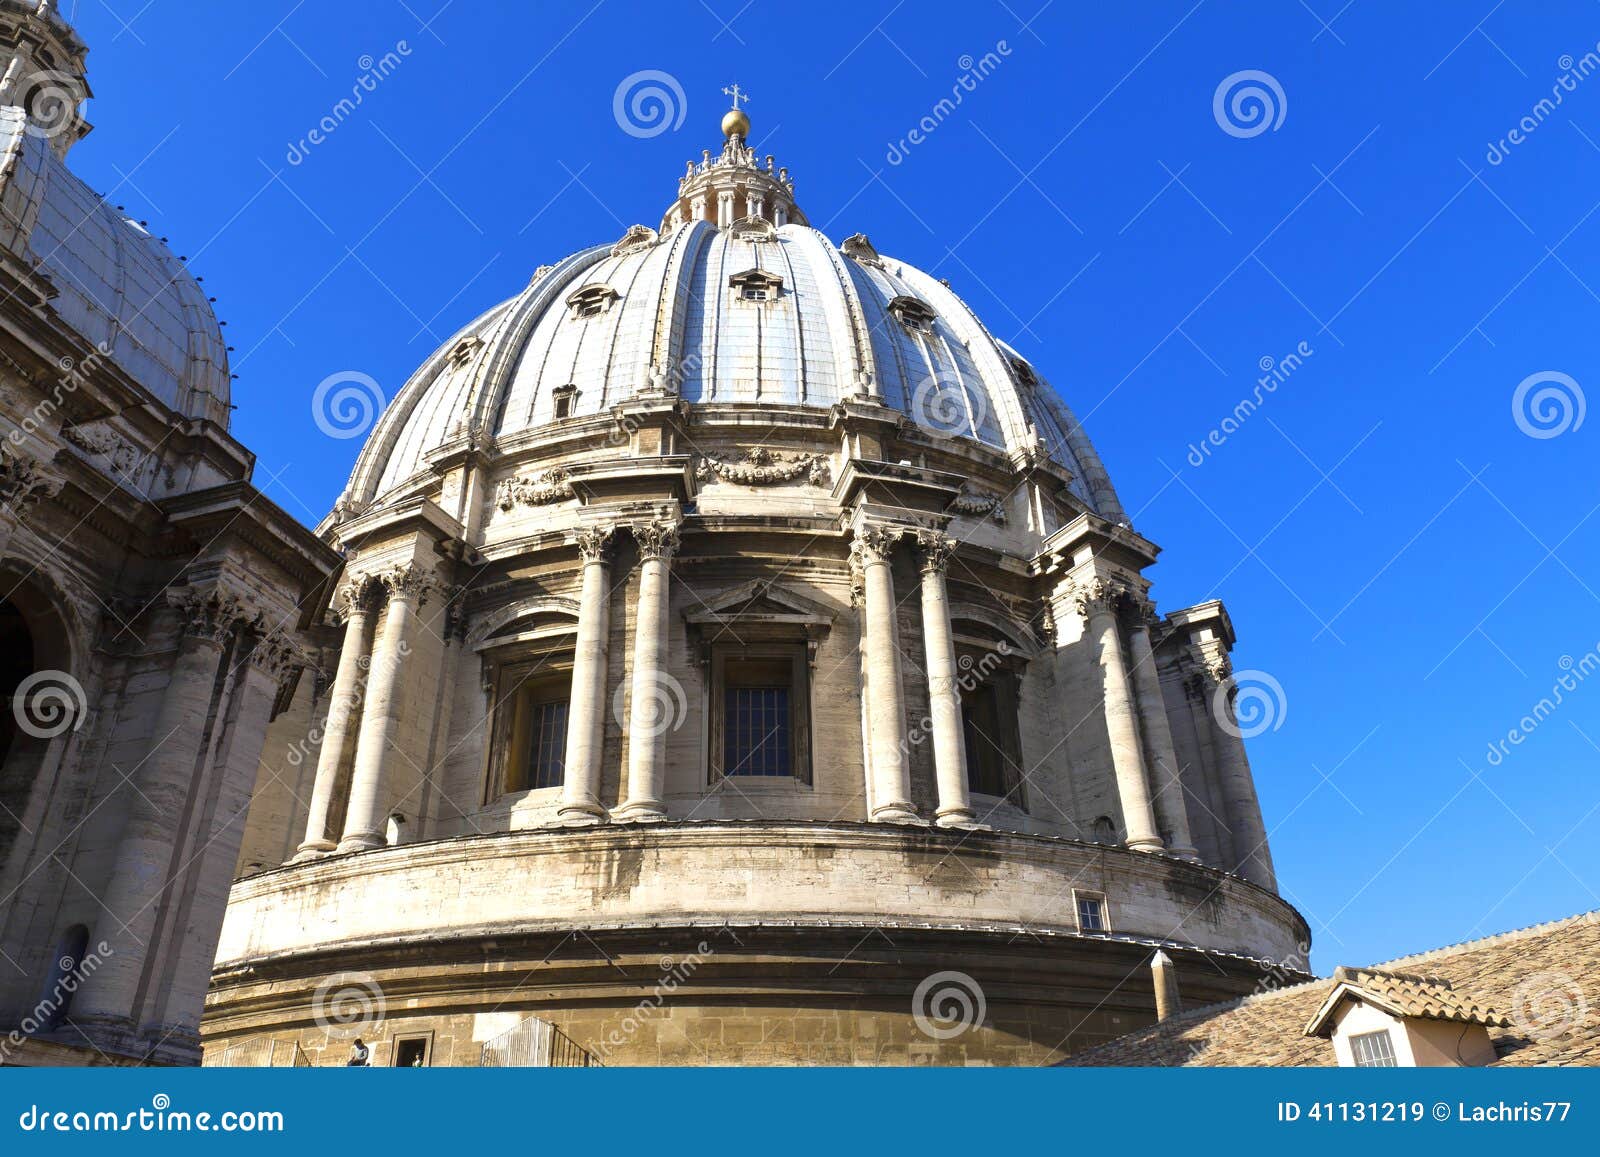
[721,82,750,139]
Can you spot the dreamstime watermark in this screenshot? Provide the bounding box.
[1486,48,1600,165]
[885,42,1013,165]
[1212,669,1287,740]
[1484,646,1600,767]
[592,929,743,1059]
[904,644,1011,756]
[312,370,386,439]
[2,940,112,1060]
[284,641,412,768]
[612,669,689,738]
[1511,971,1590,1040]
[15,69,84,142]
[909,371,988,441]
[1511,371,1584,439]
[911,970,987,1040]
[285,42,413,165]
[16,1095,283,1134]
[1186,340,1314,467]
[11,670,87,740]
[613,70,687,139]
[311,971,385,1037]
[1213,70,1287,138]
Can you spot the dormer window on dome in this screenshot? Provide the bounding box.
[888,295,937,334]
[567,284,619,321]
[729,268,783,303]
[1008,355,1038,389]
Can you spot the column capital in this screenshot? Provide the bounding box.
[248,629,311,689]
[167,585,263,644]
[332,574,381,622]
[849,523,904,570]
[1068,574,1133,621]
[0,443,62,516]
[378,562,444,606]
[630,519,681,562]
[1186,641,1232,688]
[574,525,616,563]
[913,529,956,575]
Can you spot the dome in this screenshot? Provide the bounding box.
[0,106,231,426]
[339,127,1120,520]
[217,95,1298,1069]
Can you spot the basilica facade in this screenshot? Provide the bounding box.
[0,4,1306,1069]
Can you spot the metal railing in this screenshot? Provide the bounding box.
[479,1016,599,1067]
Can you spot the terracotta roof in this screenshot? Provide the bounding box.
[1063,910,1600,1066]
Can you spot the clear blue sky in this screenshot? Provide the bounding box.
[62,1,1600,973]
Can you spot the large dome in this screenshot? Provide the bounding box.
[215,99,1297,1069]
[340,147,1118,519]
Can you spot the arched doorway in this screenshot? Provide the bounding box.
[0,574,79,867]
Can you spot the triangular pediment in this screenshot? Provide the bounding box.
[685,579,835,627]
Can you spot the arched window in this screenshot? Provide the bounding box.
[565,284,619,320]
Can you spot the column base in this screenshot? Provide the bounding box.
[288,841,336,864]
[870,803,922,824]
[1166,844,1200,862]
[614,802,667,822]
[934,810,987,830]
[550,805,608,828]
[334,834,385,854]
[1124,837,1166,853]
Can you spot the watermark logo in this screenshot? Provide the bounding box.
[1213,70,1287,138]
[909,371,987,440]
[1187,340,1314,466]
[312,371,385,440]
[1213,668,1287,739]
[285,43,412,166]
[885,41,1012,165]
[17,70,82,142]
[1484,646,1600,766]
[912,970,987,1040]
[613,70,687,139]
[1512,371,1584,439]
[1511,971,1589,1040]
[612,670,689,738]
[12,670,86,739]
[311,971,385,1036]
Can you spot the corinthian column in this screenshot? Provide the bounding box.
[72,587,250,1027]
[915,531,978,828]
[1073,577,1163,852]
[1125,603,1197,860]
[1198,655,1277,890]
[617,521,680,821]
[854,526,918,823]
[338,564,434,853]
[292,578,376,861]
[555,526,614,826]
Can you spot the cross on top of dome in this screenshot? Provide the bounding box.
[659,86,808,233]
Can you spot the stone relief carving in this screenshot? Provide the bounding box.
[695,447,831,487]
[840,232,884,268]
[0,443,61,514]
[950,485,1008,524]
[495,467,576,510]
[60,423,141,477]
[611,224,659,256]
